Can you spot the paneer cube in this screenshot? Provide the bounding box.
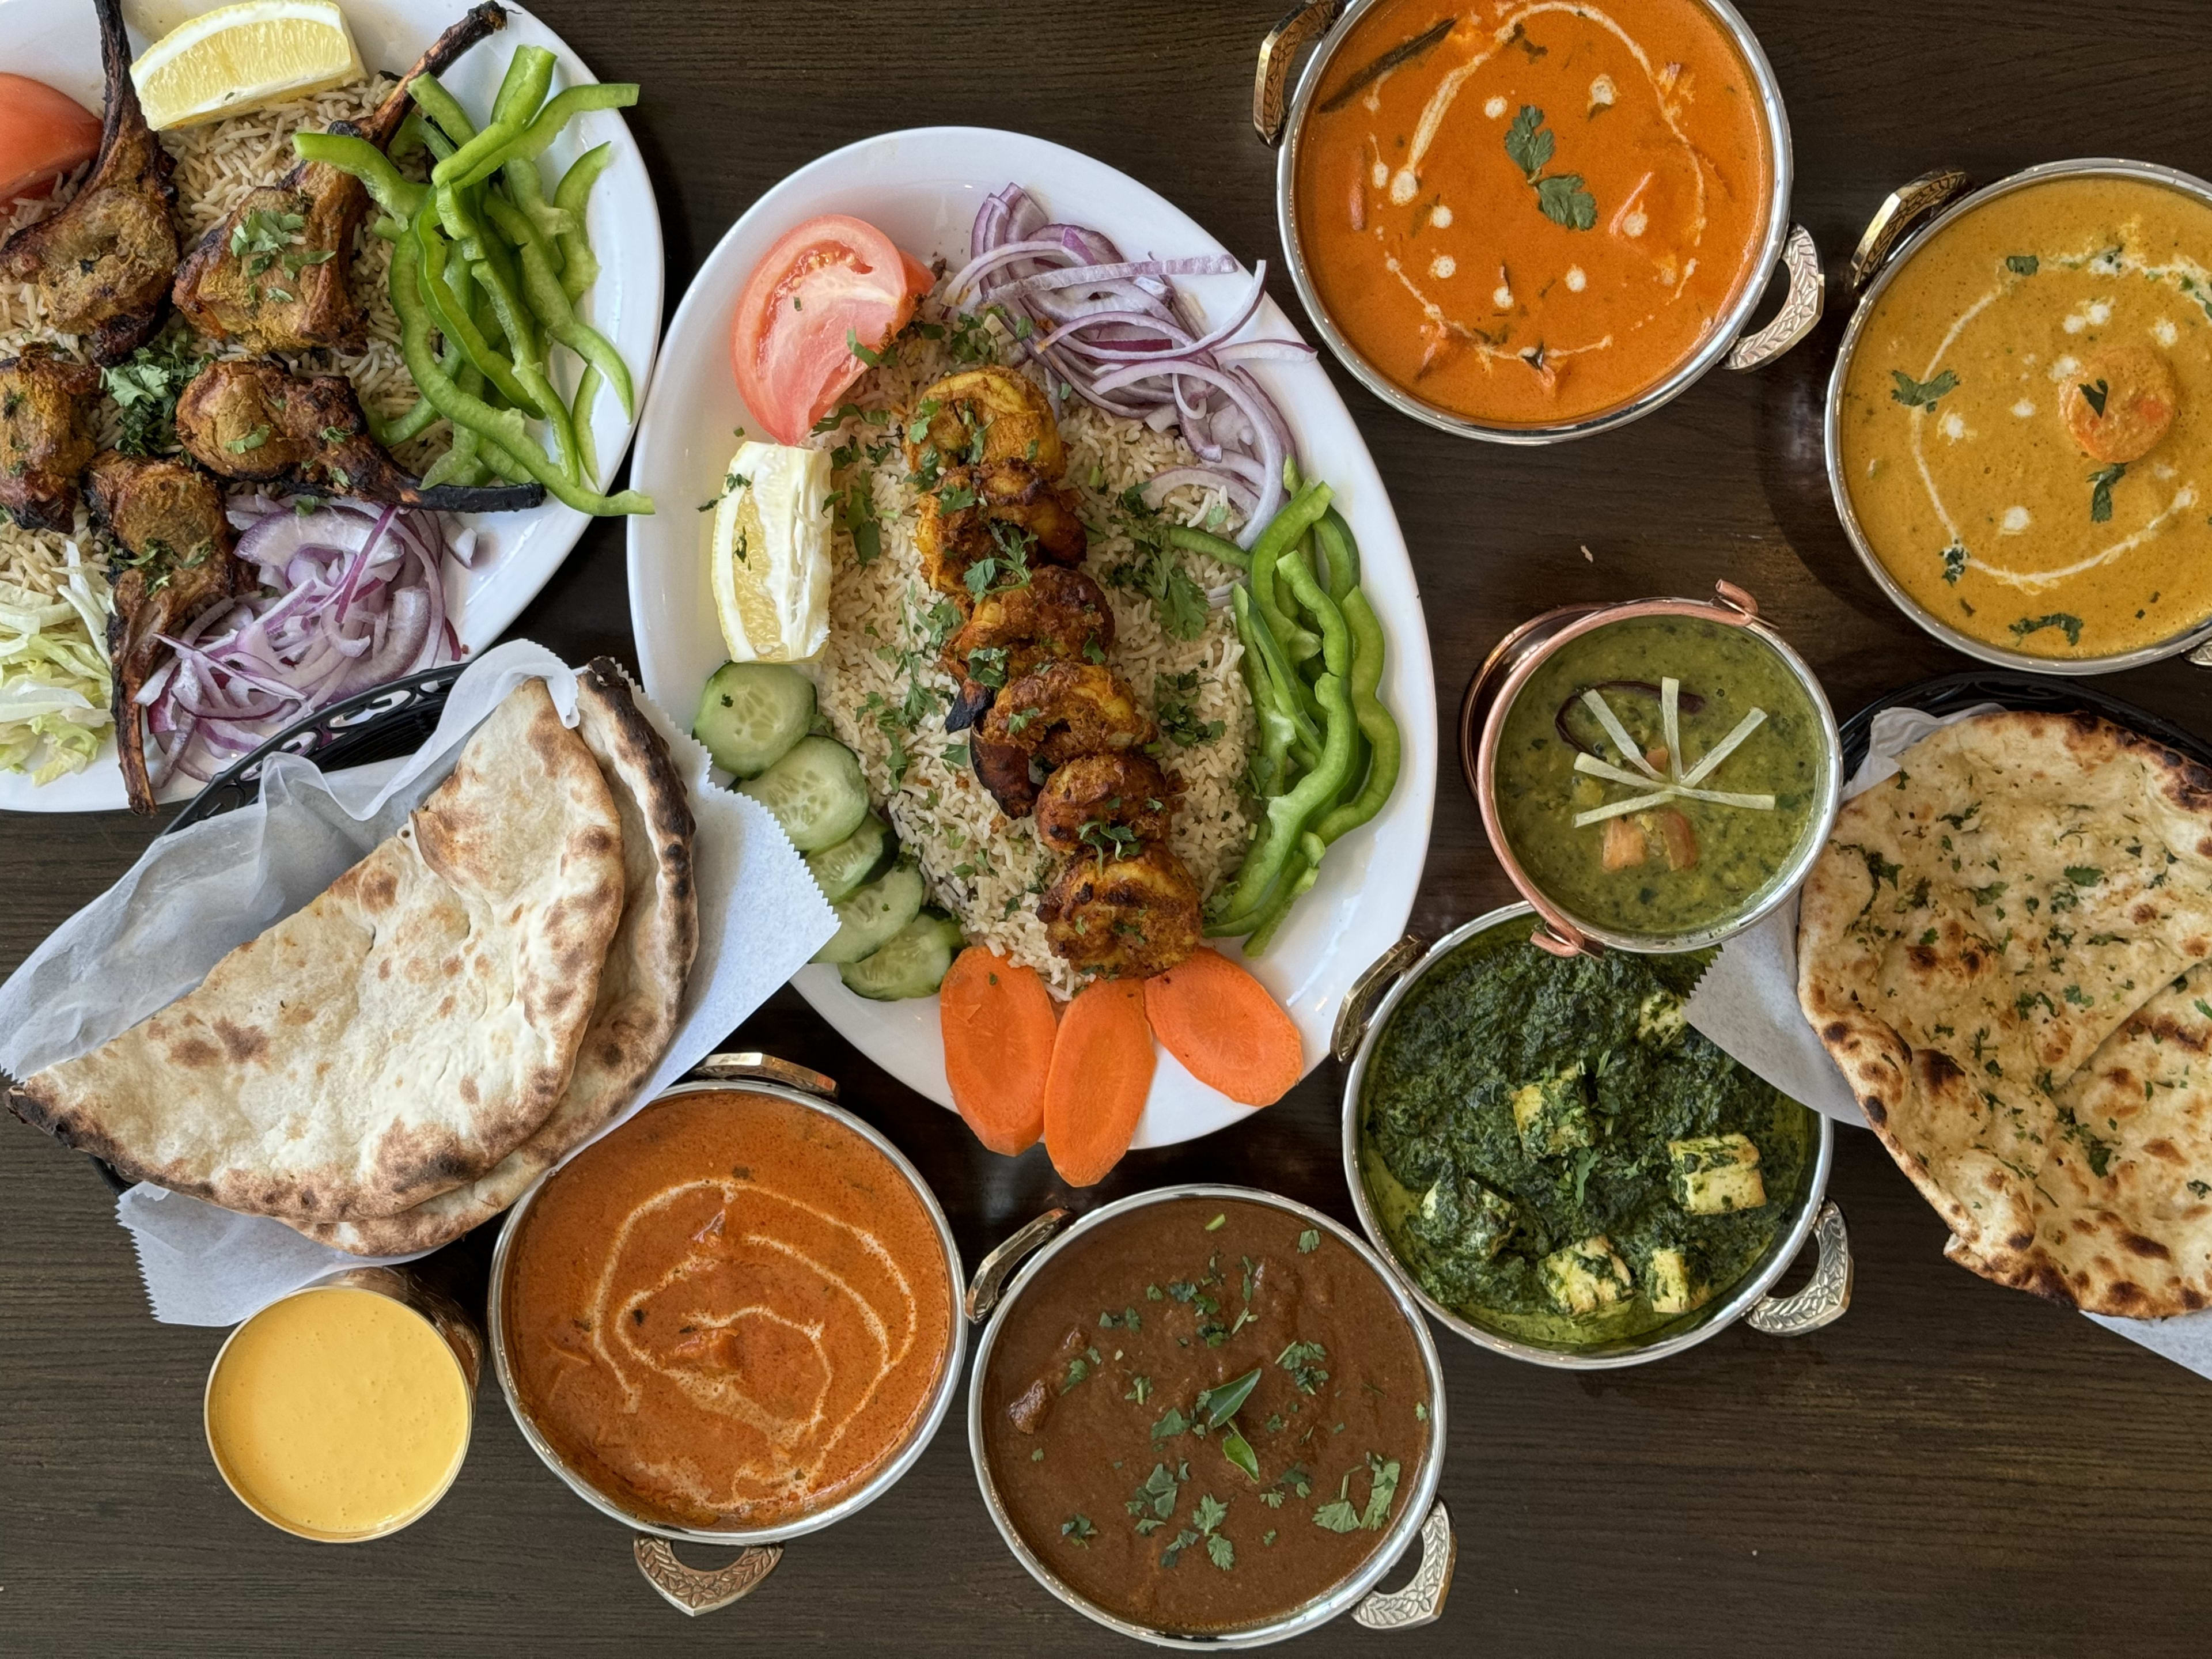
[1635,990,1687,1045]
[1668,1134,1768,1214]
[1414,1175,1517,1262]
[1510,1062,1592,1157]
[1645,1246,1711,1315]
[1540,1235,1633,1316]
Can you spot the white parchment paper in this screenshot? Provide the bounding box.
[1684,701,2212,1378]
[0,641,839,1324]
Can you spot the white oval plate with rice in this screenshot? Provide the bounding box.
[0,0,661,813]
[627,128,1435,1150]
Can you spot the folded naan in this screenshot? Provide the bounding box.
[296,662,698,1254]
[1798,711,2212,1316]
[17,679,626,1222]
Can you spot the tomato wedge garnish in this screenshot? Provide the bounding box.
[0,75,102,207]
[731,214,935,444]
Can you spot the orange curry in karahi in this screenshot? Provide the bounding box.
[503,1089,953,1531]
[1293,0,1773,426]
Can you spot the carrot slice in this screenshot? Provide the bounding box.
[1142,948,1304,1107]
[1042,978,1156,1187]
[940,948,1056,1155]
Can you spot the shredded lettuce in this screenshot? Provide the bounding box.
[0,543,113,785]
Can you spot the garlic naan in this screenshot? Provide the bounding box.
[1798,710,2212,1316]
[17,680,626,1222]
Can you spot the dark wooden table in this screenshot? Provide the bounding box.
[7,1,2211,1652]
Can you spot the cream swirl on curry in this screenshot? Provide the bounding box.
[504,1089,953,1530]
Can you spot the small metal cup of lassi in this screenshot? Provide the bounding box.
[203,1267,482,1543]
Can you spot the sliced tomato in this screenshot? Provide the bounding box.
[0,75,102,206]
[730,214,934,443]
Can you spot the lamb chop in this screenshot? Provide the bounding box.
[171,3,507,353]
[173,357,542,512]
[0,346,104,531]
[0,0,180,365]
[85,452,254,813]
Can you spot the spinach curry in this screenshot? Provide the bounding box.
[1494,613,1827,938]
[980,1198,1429,1635]
[1359,919,1812,1348]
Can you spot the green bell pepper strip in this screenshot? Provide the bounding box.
[490,45,555,128]
[1164,522,1248,571]
[443,85,640,190]
[1279,528,1350,679]
[1248,490,1324,666]
[390,232,651,515]
[389,108,430,166]
[1241,834,1325,957]
[1237,575,1321,759]
[410,73,477,147]
[570,363,603,484]
[552,142,612,301]
[1231,588,1293,798]
[370,391,442,448]
[435,185,538,363]
[1212,669,1355,931]
[1315,507,1359,603]
[413,213,539,414]
[1313,588,1400,844]
[291,133,427,222]
[483,194,634,419]
[501,155,575,262]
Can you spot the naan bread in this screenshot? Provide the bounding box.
[1798,711,2212,1315]
[297,662,698,1255]
[16,680,626,1222]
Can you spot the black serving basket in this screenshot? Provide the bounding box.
[1836,669,2212,775]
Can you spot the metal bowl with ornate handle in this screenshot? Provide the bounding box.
[485,1054,967,1617]
[1333,906,1853,1369]
[1824,156,2212,675]
[1460,580,1844,957]
[1254,0,1823,444]
[965,1185,1456,1649]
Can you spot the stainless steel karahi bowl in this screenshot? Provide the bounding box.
[1460,581,1844,957]
[964,1184,1456,1649]
[1825,157,2212,675]
[486,1054,967,1617]
[1334,906,1853,1369]
[1253,0,1822,444]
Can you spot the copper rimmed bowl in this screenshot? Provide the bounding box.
[1459,581,1843,956]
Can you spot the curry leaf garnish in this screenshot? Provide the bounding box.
[2088,463,2126,523]
[1941,543,1968,585]
[2078,378,2111,418]
[1195,1367,1262,1429]
[1890,368,1960,410]
[1221,1425,1262,1482]
[2005,253,2039,275]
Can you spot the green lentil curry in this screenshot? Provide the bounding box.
[1494,613,1827,938]
[1358,918,1813,1349]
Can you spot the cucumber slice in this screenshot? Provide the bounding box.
[740,734,868,851]
[805,815,892,903]
[694,661,816,778]
[813,864,926,964]
[840,912,965,1001]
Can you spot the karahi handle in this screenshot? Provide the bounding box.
[685,1051,838,1100]
[1746,1200,1854,1337]
[1725,225,1825,371]
[1332,933,1426,1061]
[965,1207,1073,1322]
[1253,0,1346,146]
[1352,1499,1457,1631]
[1848,168,1968,296]
[632,1536,783,1616]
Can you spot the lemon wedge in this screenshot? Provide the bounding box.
[131,0,363,131]
[708,441,832,663]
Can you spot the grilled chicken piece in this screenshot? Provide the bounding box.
[981,662,1155,767]
[904,366,1067,478]
[968,734,1041,820]
[0,346,104,530]
[0,0,179,365]
[944,565,1115,729]
[916,459,1089,596]
[1033,752,1179,857]
[86,452,253,813]
[1038,842,1202,979]
[174,358,541,512]
[172,3,507,353]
